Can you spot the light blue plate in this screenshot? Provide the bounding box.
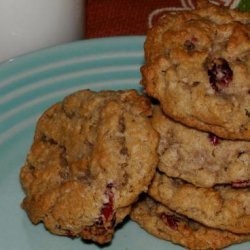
[0,36,248,250]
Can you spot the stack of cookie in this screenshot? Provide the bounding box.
[131,1,250,249]
[19,1,249,249]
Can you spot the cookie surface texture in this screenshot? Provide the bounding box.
[142,4,250,140]
[131,197,250,250]
[20,89,159,244]
[149,172,250,234]
[152,106,250,187]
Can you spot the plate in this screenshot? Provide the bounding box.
[0,36,248,250]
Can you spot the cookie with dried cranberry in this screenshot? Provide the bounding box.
[152,106,250,188]
[20,89,159,244]
[145,1,250,64]
[149,172,250,234]
[142,3,250,140]
[131,197,250,250]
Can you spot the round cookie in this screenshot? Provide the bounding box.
[131,197,250,250]
[141,4,250,140]
[20,89,159,244]
[152,106,250,188]
[149,171,250,234]
[145,1,250,64]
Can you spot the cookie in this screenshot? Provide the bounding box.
[152,106,250,188]
[20,89,159,244]
[141,4,250,140]
[131,196,250,250]
[149,172,250,234]
[144,2,250,64]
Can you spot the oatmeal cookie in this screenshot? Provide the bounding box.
[142,4,250,140]
[131,197,250,250]
[152,106,250,188]
[145,2,250,63]
[20,89,159,244]
[149,172,250,234]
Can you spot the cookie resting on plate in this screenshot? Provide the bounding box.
[152,106,250,188]
[142,3,250,140]
[144,1,250,64]
[20,89,159,244]
[130,197,250,250]
[149,172,250,234]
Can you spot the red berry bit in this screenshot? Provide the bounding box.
[184,40,195,51]
[66,230,76,239]
[160,213,179,230]
[208,133,220,146]
[207,58,233,91]
[100,183,115,224]
[232,180,250,188]
[184,37,198,52]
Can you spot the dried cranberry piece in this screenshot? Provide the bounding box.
[184,37,198,52]
[208,133,220,146]
[232,180,250,188]
[184,40,195,51]
[160,213,179,230]
[101,184,115,222]
[66,230,76,239]
[94,183,116,233]
[207,58,233,91]
[106,183,113,189]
